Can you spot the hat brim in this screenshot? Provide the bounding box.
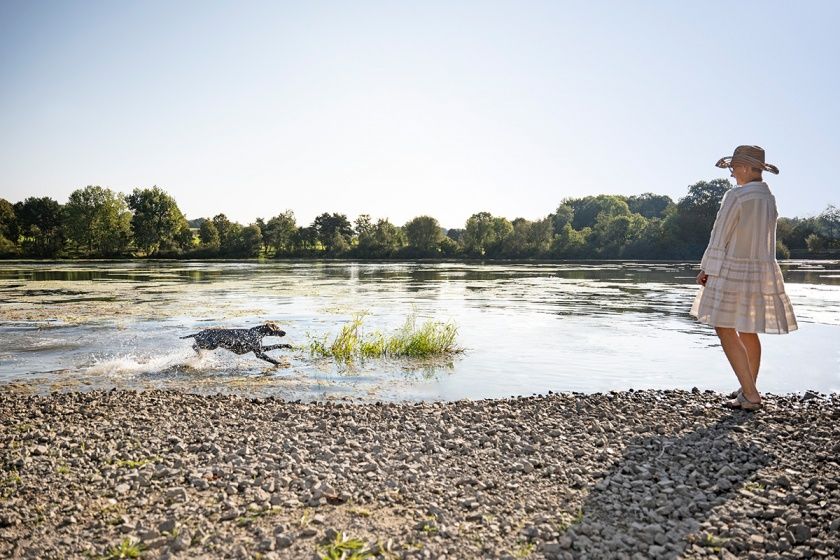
[715,156,779,175]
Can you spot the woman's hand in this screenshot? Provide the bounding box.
[696,271,708,286]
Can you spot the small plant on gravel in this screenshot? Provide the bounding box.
[318,531,375,560]
[1,469,22,499]
[308,312,461,362]
[100,537,143,559]
[743,481,766,493]
[695,532,727,551]
[112,456,158,469]
[555,507,584,532]
[299,508,314,527]
[348,505,372,517]
[513,541,535,558]
[56,464,71,474]
[14,422,33,432]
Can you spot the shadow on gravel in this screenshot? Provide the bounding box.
[558,412,773,559]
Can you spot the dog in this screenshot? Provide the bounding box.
[180,321,292,365]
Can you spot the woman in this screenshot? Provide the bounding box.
[689,145,797,411]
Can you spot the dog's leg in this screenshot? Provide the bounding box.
[254,351,282,365]
[261,344,293,351]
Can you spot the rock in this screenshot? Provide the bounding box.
[158,518,176,534]
[171,530,191,552]
[791,524,811,544]
[275,535,294,549]
[165,487,187,502]
[299,527,317,539]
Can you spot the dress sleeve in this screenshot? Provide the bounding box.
[700,190,740,276]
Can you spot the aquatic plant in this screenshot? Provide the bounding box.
[308,313,461,362]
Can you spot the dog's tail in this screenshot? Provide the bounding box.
[180,334,197,339]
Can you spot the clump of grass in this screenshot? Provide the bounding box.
[743,481,766,493]
[1,469,22,500]
[318,531,375,560]
[100,538,143,559]
[309,312,461,362]
[111,457,158,469]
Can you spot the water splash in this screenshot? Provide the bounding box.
[86,347,216,377]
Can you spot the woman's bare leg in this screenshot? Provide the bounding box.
[737,331,761,383]
[715,327,760,402]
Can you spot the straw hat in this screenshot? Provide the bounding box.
[715,145,779,175]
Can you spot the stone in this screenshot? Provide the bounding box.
[791,524,811,544]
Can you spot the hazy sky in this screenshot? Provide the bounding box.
[1,1,837,228]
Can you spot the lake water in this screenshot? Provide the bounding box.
[0,260,838,401]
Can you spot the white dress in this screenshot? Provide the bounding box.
[689,181,797,334]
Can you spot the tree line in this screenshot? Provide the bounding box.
[1,181,838,260]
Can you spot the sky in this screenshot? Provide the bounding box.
[1,1,838,229]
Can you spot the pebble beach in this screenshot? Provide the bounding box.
[1,389,838,559]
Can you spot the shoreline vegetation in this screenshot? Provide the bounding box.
[1,389,837,559]
[2,181,838,262]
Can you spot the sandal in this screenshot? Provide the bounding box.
[723,391,763,411]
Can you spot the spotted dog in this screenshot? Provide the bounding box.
[181,321,292,365]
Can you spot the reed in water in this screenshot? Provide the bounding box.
[308,312,461,362]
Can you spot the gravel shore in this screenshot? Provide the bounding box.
[1,389,838,559]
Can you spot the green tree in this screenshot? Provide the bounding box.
[627,193,674,219]
[313,213,353,252]
[503,217,553,257]
[65,186,132,255]
[463,212,504,256]
[672,179,732,256]
[404,215,443,255]
[292,226,319,252]
[566,195,631,229]
[211,214,237,250]
[623,218,666,259]
[816,205,840,241]
[199,220,220,250]
[591,212,648,257]
[551,204,575,233]
[14,197,65,257]
[125,186,187,255]
[175,224,196,252]
[551,223,590,258]
[356,218,405,257]
[0,198,17,243]
[328,230,350,255]
[264,211,297,254]
[239,224,263,257]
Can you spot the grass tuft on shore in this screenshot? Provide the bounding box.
[308,312,461,362]
[318,531,375,560]
[100,538,143,559]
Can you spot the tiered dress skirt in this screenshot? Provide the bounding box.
[690,256,798,334]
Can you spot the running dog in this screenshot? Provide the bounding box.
[181,321,291,365]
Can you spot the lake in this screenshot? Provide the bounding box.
[1,260,838,400]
